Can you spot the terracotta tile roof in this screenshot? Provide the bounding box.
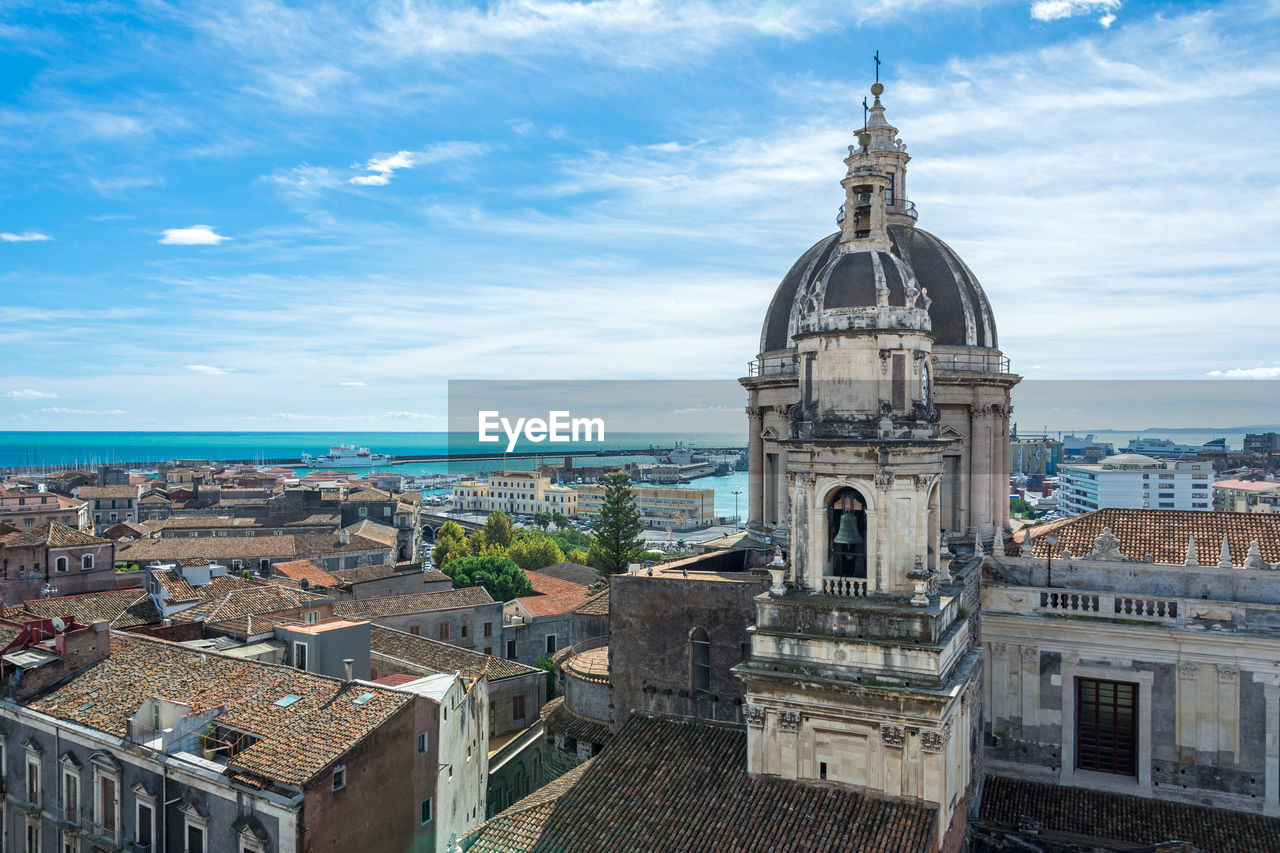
[273,559,339,587]
[532,561,596,587]
[370,625,538,682]
[1013,508,1280,565]
[372,673,421,687]
[341,518,399,547]
[463,714,936,853]
[980,775,1280,853]
[422,570,450,584]
[104,520,152,540]
[344,487,393,502]
[331,587,495,620]
[571,589,609,617]
[329,563,400,584]
[1,521,111,549]
[515,573,590,618]
[167,584,331,624]
[26,632,413,789]
[539,696,611,746]
[77,486,140,499]
[118,531,389,563]
[11,589,159,629]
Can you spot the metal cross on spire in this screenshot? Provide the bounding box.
[862,96,869,132]
[874,50,881,83]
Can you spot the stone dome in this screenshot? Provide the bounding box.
[1101,453,1163,468]
[760,224,997,353]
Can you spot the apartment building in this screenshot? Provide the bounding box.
[0,489,89,531]
[574,483,715,530]
[453,472,578,518]
[1056,454,1213,515]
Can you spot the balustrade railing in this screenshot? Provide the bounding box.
[747,353,797,377]
[1039,591,1099,613]
[823,576,868,597]
[1114,596,1178,619]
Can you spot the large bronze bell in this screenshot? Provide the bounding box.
[833,510,863,545]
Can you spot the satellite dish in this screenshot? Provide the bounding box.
[51,617,66,632]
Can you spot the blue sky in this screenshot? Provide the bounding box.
[2,0,1278,430]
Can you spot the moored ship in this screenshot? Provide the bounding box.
[301,444,393,468]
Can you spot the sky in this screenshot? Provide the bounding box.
[2,0,1278,431]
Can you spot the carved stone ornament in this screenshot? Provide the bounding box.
[920,724,950,753]
[880,724,905,748]
[1083,527,1128,562]
[744,704,765,727]
[788,471,817,488]
[989,642,1007,656]
[1020,646,1039,666]
[874,473,895,491]
[913,474,932,491]
[1177,661,1200,680]
[777,710,801,732]
[1217,665,1240,683]
[962,679,978,707]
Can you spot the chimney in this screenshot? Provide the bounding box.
[343,658,354,681]
[338,529,350,545]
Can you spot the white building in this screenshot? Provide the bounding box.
[1057,453,1213,514]
[453,472,578,517]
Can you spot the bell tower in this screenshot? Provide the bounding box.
[735,79,982,851]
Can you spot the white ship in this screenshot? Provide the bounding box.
[300,445,394,468]
[1124,437,1226,458]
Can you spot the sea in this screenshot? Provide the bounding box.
[0,431,751,518]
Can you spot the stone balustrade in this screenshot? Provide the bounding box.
[823,575,868,597]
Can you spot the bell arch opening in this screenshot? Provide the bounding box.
[827,487,868,579]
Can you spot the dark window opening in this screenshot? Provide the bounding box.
[691,627,711,695]
[827,487,868,579]
[1076,678,1137,776]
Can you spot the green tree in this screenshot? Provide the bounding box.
[586,471,645,579]
[1010,497,1035,518]
[432,521,470,568]
[507,532,566,573]
[466,530,507,558]
[566,547,589,565]
[440,555,532,602]
[551,511,568,530]
[532,511,552,530]
[535,655,557,701]
[481,511,516,549]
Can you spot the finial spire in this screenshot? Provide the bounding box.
[874,49,881,83]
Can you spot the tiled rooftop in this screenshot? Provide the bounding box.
[118,531,389,562]
[1215,479,1280,492]
[340,518,399,547]
[539,696,610,746]
[166,583,331,624]
[370,625,539,682]
[980,775,1280,853]
[1,521,111,549]
[273,559,340,587]
[515,573,590,618]
[531,561,596,587]
[8,589,159,629]
[571,589,609,617]
[26,632,413,789]
[463,713,936,853]
[77,485,140,499]
[331,586,495,619]
[1013,508,1280,565]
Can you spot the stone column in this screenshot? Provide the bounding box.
[747,405,764,526]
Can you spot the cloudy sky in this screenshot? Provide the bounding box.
[2,0,1278,431]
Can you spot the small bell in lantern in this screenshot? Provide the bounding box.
[833,510,862,545]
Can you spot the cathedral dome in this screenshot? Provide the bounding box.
[760,225,997,353]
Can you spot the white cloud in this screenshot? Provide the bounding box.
[1030,1,1121,24]
[5,389,58,399]
[160,225,230,245]
[186,364,234,375]
[264,164,343,197]
[39,407,128,415]
[1,231,52,242]
[350,150,415,185]
[383,410,443,420]
[339,380,367,386]
[1207,367,1280,379]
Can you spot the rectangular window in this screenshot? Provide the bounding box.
[462,624,468,639]
[892,353,907,410]
[294,642,308,671]
[100,775,116,831]
[137,803,154,848]
[484,622,492,637]
[409,624,421,636]
[63,771,78,822]
[546,634,556,655]
[332,765,346,790]
[187,825,205,853]
[1076,678,1137,776]
[512,694,526,721]
[27,758,40,805]
[417,733,428,753]
[506,640,517,660]
[421,797,433,825]
[439,623,449,641]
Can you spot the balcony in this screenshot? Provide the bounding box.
[933,351,1011,374]
[822,576,868,597]
[746,353,797,377]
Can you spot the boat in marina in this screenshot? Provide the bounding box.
[300,445,394,468]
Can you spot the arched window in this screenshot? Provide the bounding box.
[82,554,94,570]
[690,628,711,696]
[55,557,68,573]
[827,487,867,579]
